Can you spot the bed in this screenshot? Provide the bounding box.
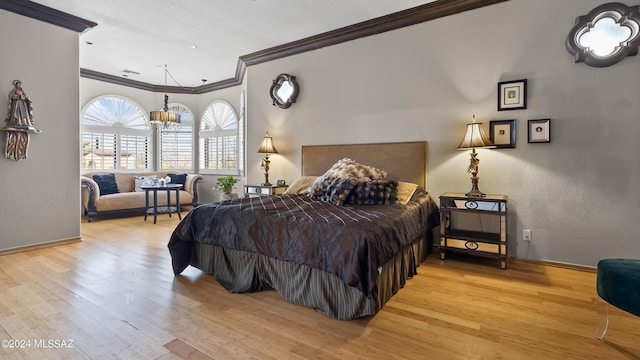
[168,141,440,320]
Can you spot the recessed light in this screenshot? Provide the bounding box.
[190,44,198,50]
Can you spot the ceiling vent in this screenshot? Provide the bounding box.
[121,69,141,76]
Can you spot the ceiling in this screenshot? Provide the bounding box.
[31,0,434,87]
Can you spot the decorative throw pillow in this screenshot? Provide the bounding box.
[284,176,318,195]
[167,173,188,190]
[396,181,419,205]
[134,175,157,192]
[309,177,357,205]
[93,174,119,196]
[321,158,387,181]
[309,159,390,205]
[346,180,398,205]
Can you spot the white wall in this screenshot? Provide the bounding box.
[244,0,640,267]
[0,10,81,250]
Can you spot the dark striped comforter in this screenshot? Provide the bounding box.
[168,193,439,301]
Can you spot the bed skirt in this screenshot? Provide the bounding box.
[189,235,428,320]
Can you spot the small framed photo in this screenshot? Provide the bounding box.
[528,119,551,143]
[498,79,527,111]
[489,120,516,148]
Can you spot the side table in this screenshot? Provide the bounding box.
[439,192,508,269]
[142,184,182,224]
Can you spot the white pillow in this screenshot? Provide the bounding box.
[284,176,318,195]
[134,175,157,192]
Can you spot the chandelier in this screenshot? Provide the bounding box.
[149,64,181,128]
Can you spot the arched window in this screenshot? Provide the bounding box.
[157,103,194,170]
[81,95,151,171]
[199,100,239,174]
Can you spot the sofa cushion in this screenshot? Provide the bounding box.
[168,173,188,190]
[93,174,120,196]
[94,191,195,212]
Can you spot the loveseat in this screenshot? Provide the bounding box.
[81,171,203,222]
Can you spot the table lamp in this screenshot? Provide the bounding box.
[257,132,278,186]
[456,115,496,197]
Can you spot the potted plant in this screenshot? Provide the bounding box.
[215,176,239,200]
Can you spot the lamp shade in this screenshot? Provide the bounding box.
[149,110,181,125]
[457,122,495,150]
[257,132,278,154]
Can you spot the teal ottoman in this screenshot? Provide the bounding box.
[595,259,640,339]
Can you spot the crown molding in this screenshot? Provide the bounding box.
[0,0,96,33]
[78,0,507,93]
[240,0,507,66]
[80,68,240,94]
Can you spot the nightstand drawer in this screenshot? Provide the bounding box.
[246,186,271,195]
[244,184,288,197]
[443,238,505,255]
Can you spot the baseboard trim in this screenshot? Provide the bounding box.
[0,237,82,256]
[511,258,597,273]
[431,243,597,272]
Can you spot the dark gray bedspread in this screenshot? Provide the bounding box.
[168,193,439,300]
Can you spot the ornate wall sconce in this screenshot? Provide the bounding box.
[566,2,640,67]
[270,73,299,109]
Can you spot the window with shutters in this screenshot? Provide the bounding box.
[199,100,239,175]
[158,103,194,170]
[81,95,151,171]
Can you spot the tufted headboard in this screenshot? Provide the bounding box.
[301,141,428,190]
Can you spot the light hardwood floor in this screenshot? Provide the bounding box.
[0,213,638,359]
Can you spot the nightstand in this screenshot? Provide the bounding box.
[244,184,288,197]
[439,192,508,269]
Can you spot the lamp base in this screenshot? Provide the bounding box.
[465,178,486,197]
[465,189,486,198]
[261,154,272,187]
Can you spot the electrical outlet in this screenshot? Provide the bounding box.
[523,229,532,241]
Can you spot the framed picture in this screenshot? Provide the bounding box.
[489,120,516,148]
[528,119,551,143]
[498,79,527,111]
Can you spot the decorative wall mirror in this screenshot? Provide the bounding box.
[566,2,640,67]
[270,73,299,109]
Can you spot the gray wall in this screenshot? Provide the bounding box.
[244,0,640,267]
[5,0,638,267]
[0,10,81,250]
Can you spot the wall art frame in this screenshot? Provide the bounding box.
[489,119,516,148]
[528,119,551,143]
[498,79,527,111]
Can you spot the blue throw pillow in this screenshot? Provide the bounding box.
[168,173,187,190]
[93,174,120,196]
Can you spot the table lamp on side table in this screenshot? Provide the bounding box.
[257,132,278,186]
[456,115,496,197]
